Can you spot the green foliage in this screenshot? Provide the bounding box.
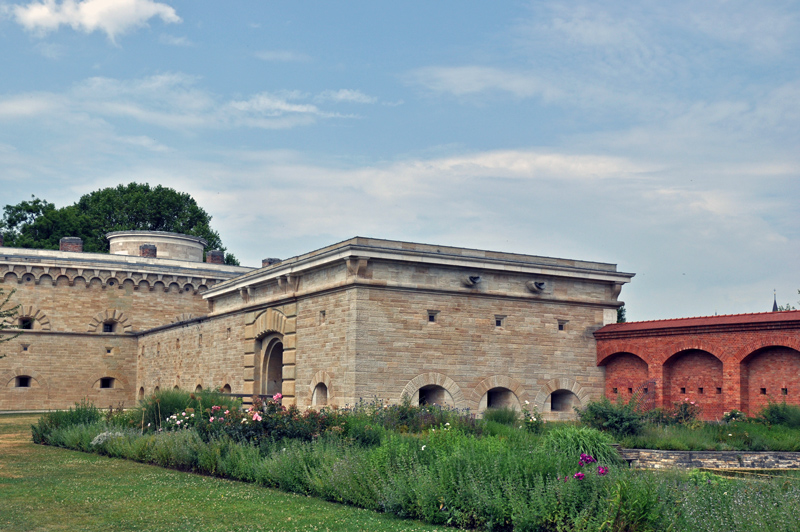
[757,401,800,428]
[617,304,626,323]
[723,409,746,423]
[576,397,645,437]
[1,183,238,264]
[481,407,518,426]
[541,425,622,467]
[31,399,102,444]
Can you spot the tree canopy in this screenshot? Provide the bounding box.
[1,183,238,264]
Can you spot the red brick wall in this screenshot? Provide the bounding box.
[595,312,800,420]
[663,350,724,419]
[743,347,800,413]
[604,352,648,400]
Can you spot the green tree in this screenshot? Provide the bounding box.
[1,183,238,264]
[0,288,20,359]
[616,304,626,323]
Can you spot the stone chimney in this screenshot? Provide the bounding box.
[262,257,281,267]
[59,237,83,252]
[206,250,224,264]
[139,244,157,258]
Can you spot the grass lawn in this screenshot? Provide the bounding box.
[0,415,461,532]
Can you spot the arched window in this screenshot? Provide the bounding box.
[221,384,231,394]
[312,383,328,406]
[194,385,203,393]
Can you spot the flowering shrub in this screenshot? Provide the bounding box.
[672,399,702,426]
[521,400,544,434]
[722,409,746,423]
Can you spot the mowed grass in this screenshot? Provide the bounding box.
[0,415,461,532]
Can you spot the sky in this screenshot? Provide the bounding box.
[0,1,798,322]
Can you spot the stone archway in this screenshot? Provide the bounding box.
[401,373,466,409]
[534,377,591,420]
[260,335,284,396]
[244,305,298,405]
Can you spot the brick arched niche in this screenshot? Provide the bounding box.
[9,305,51,331]
[600,352,649,401]
[535,378,590,420]
[401,373,466,409]
[88,310,132,334]
[471,375,528,413]
[741,346,800,415]
[309,370,333,407]
[663,349,723,419]
[244,305,297,406]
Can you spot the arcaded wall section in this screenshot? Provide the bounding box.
[596,311,800,420]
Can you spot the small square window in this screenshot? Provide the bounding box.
[628,387,633,394]
[680,387,686,394]
[100,377,114,389]
[643,388,649,394]
[612,387,618,394]
[15,376,31,388]
[698,387,704,394]
[557,320,568,331]
[319,310,326,325]
[198,334,203,347]
[760,388,767,395]
[21,344,29,352]
[782,388,788,396]
[716,387,722,394]
[19,318,33,330]
[494,315,506,328]
[226,327,231,339]
[103,322,115,333]
[427,310,439,323]
[106,348,112,354]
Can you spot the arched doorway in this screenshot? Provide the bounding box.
[312,383,328,406]
[261,336,284,396]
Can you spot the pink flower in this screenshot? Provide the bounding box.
[218,417,224,422]
[573,472,585,480]
[253,413,262,421]
[690,401,696,405]
[224,410,229,415]
[598,466,609,476]
[209,417,214,422]
[274,393,283,401]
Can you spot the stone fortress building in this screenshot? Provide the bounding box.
[0,231,633,418]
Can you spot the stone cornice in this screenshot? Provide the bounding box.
[204,238,634,300]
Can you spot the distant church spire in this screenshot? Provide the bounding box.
[773,290,779,312]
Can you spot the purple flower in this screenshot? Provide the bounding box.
[573,472,585,480]
[598,466,609,476]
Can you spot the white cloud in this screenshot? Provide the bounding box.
[314,89,377,104]
[409,66,560,100]
[0,73,358,131]
[253,50,311,62]
[159,34,192,47]
[13,0,181,41]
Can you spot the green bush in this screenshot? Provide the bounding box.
[482,407,518,426]
[758,401,800,428]
[31,399,102,444]
[540,425,622,468]
[576,397,644,437]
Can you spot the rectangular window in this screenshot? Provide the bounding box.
[612,387,618,394]
[627,387,633,394]
[643,388,649,394]
[680,387,686,394]
[494,315,506,328]
[103,322,114,333]
[557,320,568,331]
[15,376,31,388]
[716,387,722,394]
[782,388,788,395]
[427,310,439,323]
[760,388,767,395]
[698,387,704,394]
[19,318,33,330]
[100,378,114,389]
[319,310,326,325]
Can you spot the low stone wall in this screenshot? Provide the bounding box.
[621,449,800,469]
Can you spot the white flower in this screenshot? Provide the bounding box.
[421,445,426,451]
[525,400,530,405]
[445,423,450,426]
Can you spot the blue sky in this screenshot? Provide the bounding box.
[1,1,798,321]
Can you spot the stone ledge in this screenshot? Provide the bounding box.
[621,448,800,469]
